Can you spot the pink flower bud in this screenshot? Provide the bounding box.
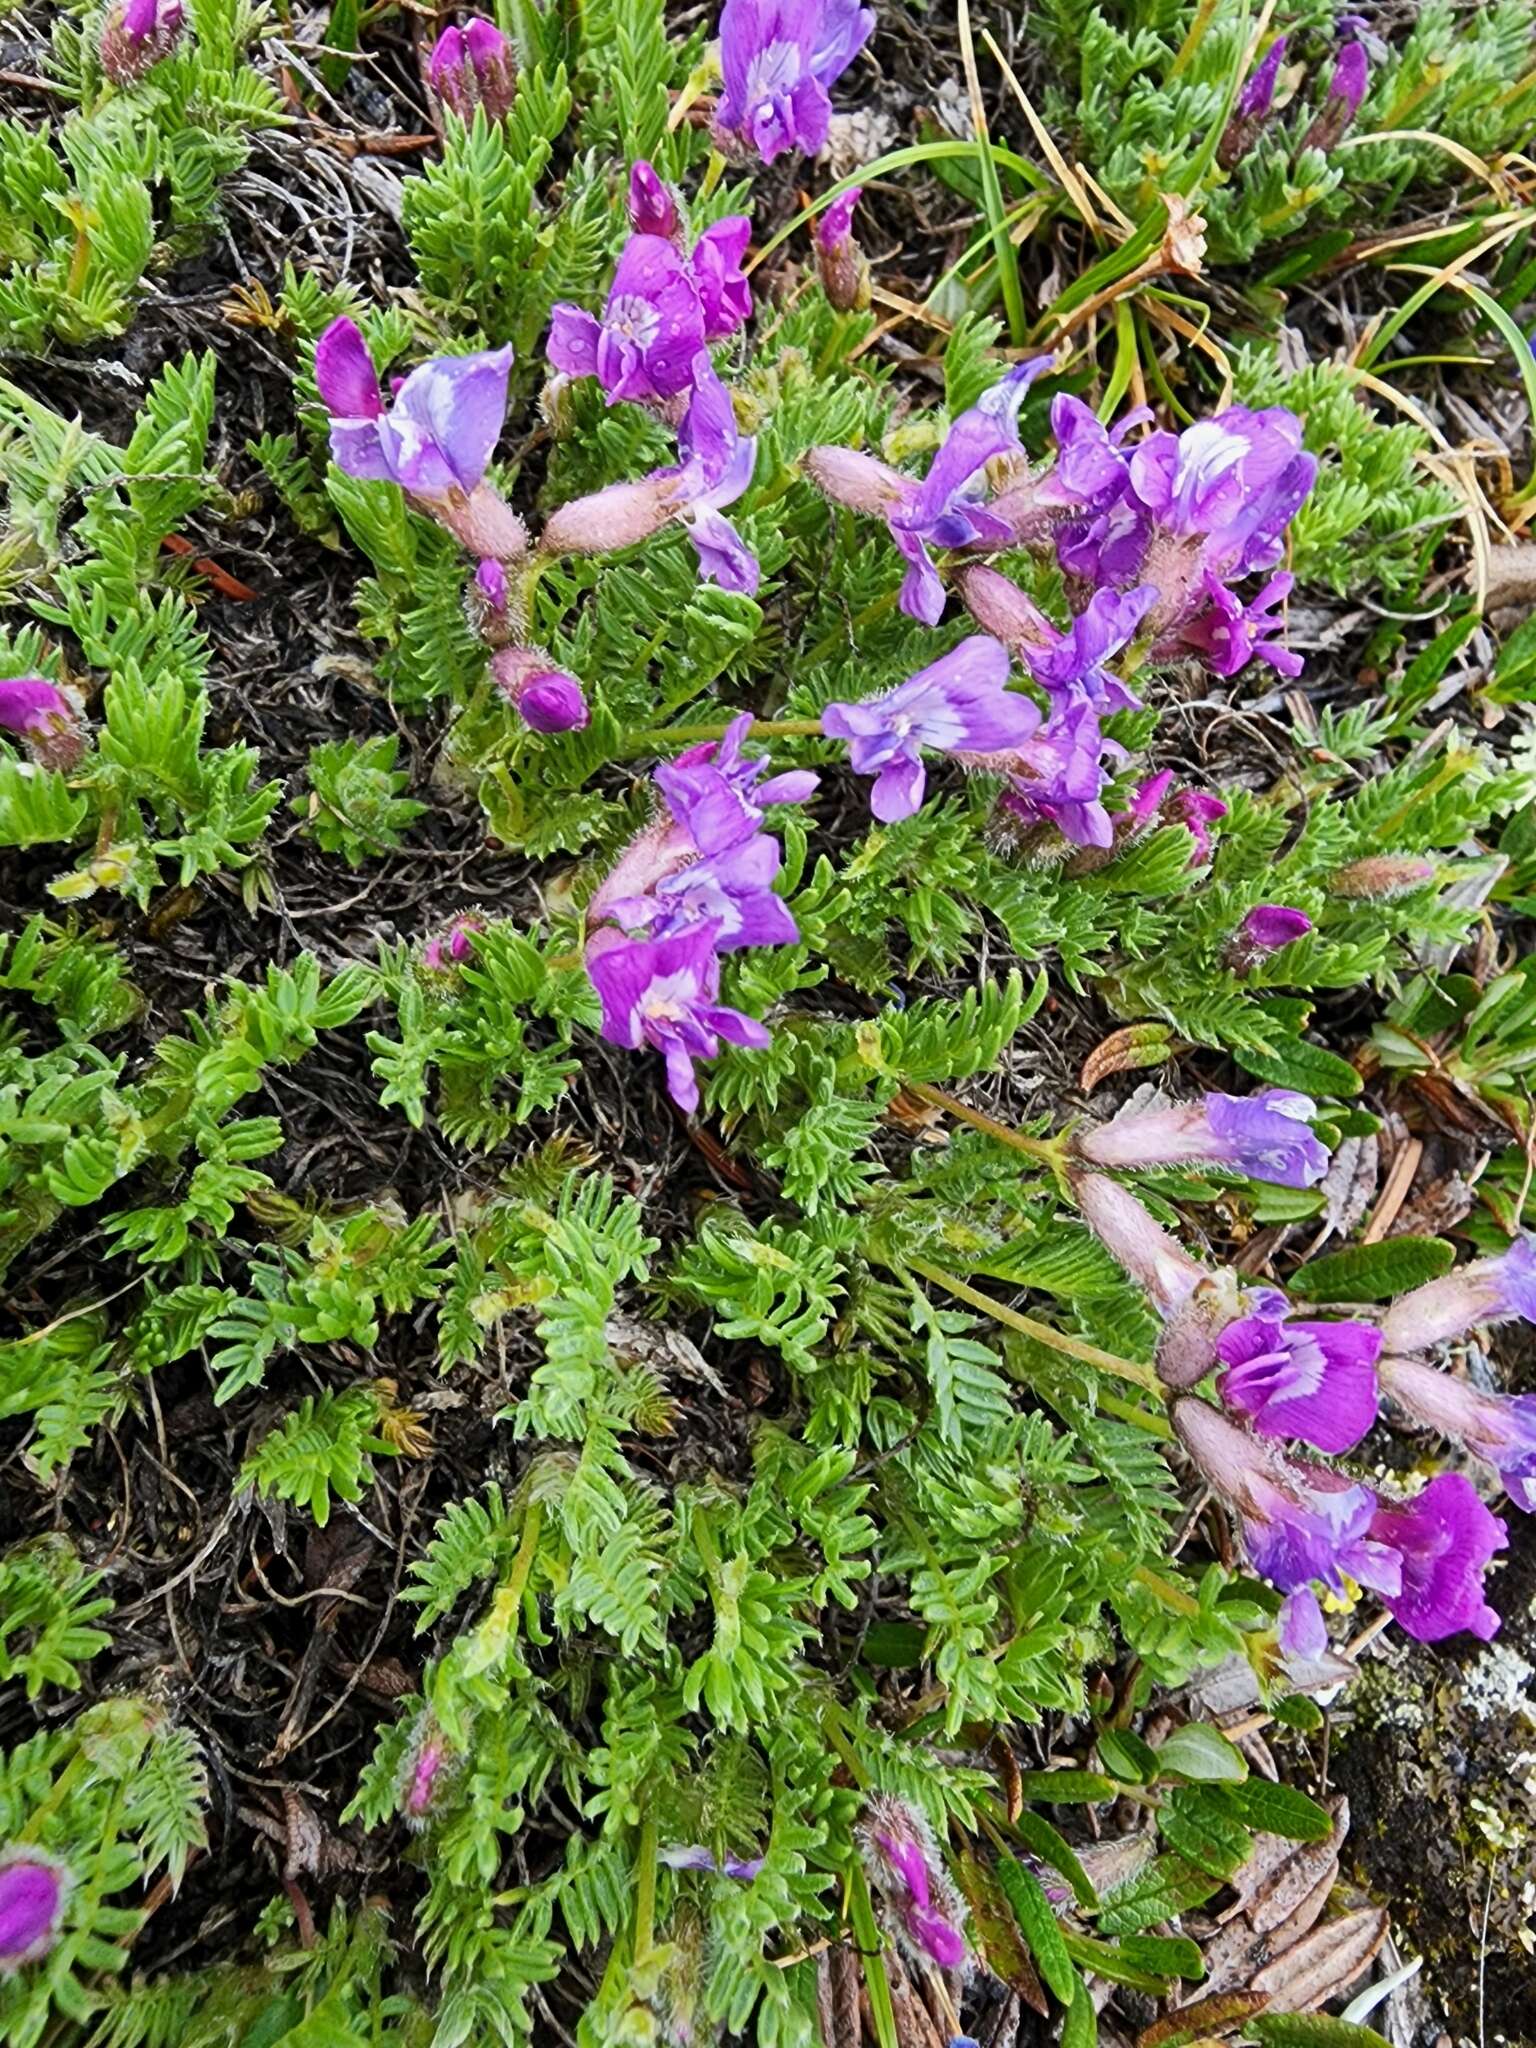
[956,564,1054,648]
[0,1848,69,1972]
[858,1795,967,1971]
[1223,904,1314,972]
[428,17,517,122]
[539,478,680,557]
[0,676,85,771]
[492,646,589,732]
[628,160,681,239]
[101,0,183,81]
[399,1720,454,1827]
[801,444,911,518]
[815,185,870,312]
[423,911,486,971]
[1328,855,1436,900]
[1071,1169,1240,1387]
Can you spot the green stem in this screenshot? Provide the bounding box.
[901,1081,1061,1166]
[633,1814,658,1965]
[1131,1563,1201,1618]
[615,716,823,759]
[903,1254,1165,1397]
[1168,0,1223,77]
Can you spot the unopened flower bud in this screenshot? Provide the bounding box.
[801,444,909,518]
[1218,34,1286,167]
[0,676,85,771]
[0,1848,70,1972]
[1328,855,1435,900]
[1223,904,1313,973]
[101,0,183,82]
[423,911,486,971]
[1302,39,1369,155]
[815,186,870,312]
[539,478,679,558]
[428,17,517,123]
[628,159,681,240]
[398,1717,455,1827]
[492,646,590,732]
[1071,1169,1240,1387]
[956,564,1053,649]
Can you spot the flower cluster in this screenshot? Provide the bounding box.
[1074,1140,1536,1650]
[585,715,814,1111]
[1219,20,1372,167]
[427,16,517,124]
[858,1795,967,1971]
[0,1847,69,1973]
[713,0,875,163]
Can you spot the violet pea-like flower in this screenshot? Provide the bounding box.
[1224,902,1314,973]
[587,923,770,1113]
[600,833,798,953]
[1379,1234,1536,1354]
[1171,568,1303,681]
[1236,33,1287,119]
[656,709,818,849]
[822,635,1039,823]
[1216,1288,1381,1454]
[660,1843,765,1880]
[1368,1473,1505,1644]
[101,0,183,82]
[985,698,1123,851]
[1303,39,1370,154]
[859,1795,967,1971]
[715,0,875,163]
[659,357,761,595]
[428,17,517,122]
[628,160,681,240]
[1026,584,1158,713]
[1076,1087,1330,1189]
[0,676,85,771]
[1380,1355,1536,1514]
[549,234,710,407]
[1129,405,1318,583]
[0,1848,70,1972]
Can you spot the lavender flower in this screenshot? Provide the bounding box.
[1380,1236,1536,1354]
[1170,569,1303,680]
[1216,1289,1381,1453]
[0,676,84,771]
[1129,406,1317,590]
[101,0,183,82]
[601,832,799,952]
[0,1849,69,1972]
[1237,34,1288,119]
[628,160,681,240]
[1076,1087,1330,1189]
[588,923,770,1112]
[1072,1170,1240,1387]
[859,1795,967,1971]
[806,360,1051,624]
[983,698,1122,851]
[816,185,870,311]
[1224,903,1314,972]
[822,635,1039,822]
[660,1843,765,1880]
[491,647,591,733]
[1025,584,1158,713]
[991,395,1144,548]
[715,0,875,163]
[1368,1474,1505,1644]
[315,319,525,559]
[428,17,517,122]
[1174,1398,1399,1654]
[656,711,819,842]
[1380,1355,1536,1512]
[547,218,750,409]
[1303,39,1370,155]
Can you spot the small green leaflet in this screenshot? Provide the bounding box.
[1289,1235,1454,1302]
[995,1854,1075,2004]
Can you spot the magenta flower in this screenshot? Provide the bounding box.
[0,676,84,771]
[491,647,590,732]
[1368,1474,1505,1644]
[859,1796,967,1971]
[1303,39,1370,153]
[806,360,1051,624]
[1216,1289,1381,1454]
[588,924,770,1112]
[1171,787,1228,866]
[0,1849,69,1973]
[1237,34,1287,118]
[715,0,875,163]
[1076,1087,1330,1189]
[991,395,1148,552]
[1224,903,1314,972]
[471,557,513,644]
[1380,1356,1536,1513]
[985,698,1122,850]
[423,913,485,972]
[428,17,517,122]
[1169,569,1303,680]
[1380,1236,1536,1354]
[628,160,681,240]
[822,636,1039,822]
[656,711,818,847]
[1072,1171,1240,1388]
[660,1844,765,1880]
[399,1721,455,1825]
[101,0,183,81]
[547,221,751,409]
[315,319,525,558]
[656,357,760,595]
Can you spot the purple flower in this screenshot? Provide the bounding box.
[660,1843,765,1880]
[821,636,1039,822]
[716,0,875,163]
[1304,39,1370,153]
[816,184,869,311]
[428,17,517,122]
[1169,569,1303,680]
[986,698,1121,850]
[1111,772,1228,867]
[660,357,761,595]
[1072,1171,1240,1388]
[690,217,754,340]
[423,912,485,971]
[1025,584,1158,713]
[629,160,681,240]
[1129,406,1317,583]
[587,924,771,1112]
[859,1796,967,1971]
[1076,1088,1330,1189]
[491,647,590,733]
[1236,34,1287,119]
[604,833,799,952]
[807,360,1051,623]
[0,676,84,770]
[315,319,524,557]
[1171,787,1228,866]
[1368,1474,1505,1644]
[102,0,182,80]
[655,711,817,848]
[1379,1236,1536,1354]
[0,1849,69,1972]
[1216,1289,1381,1453]
[549,234,707,406]
[1380,1355,1536,1513]
[1225,903,1314,972]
